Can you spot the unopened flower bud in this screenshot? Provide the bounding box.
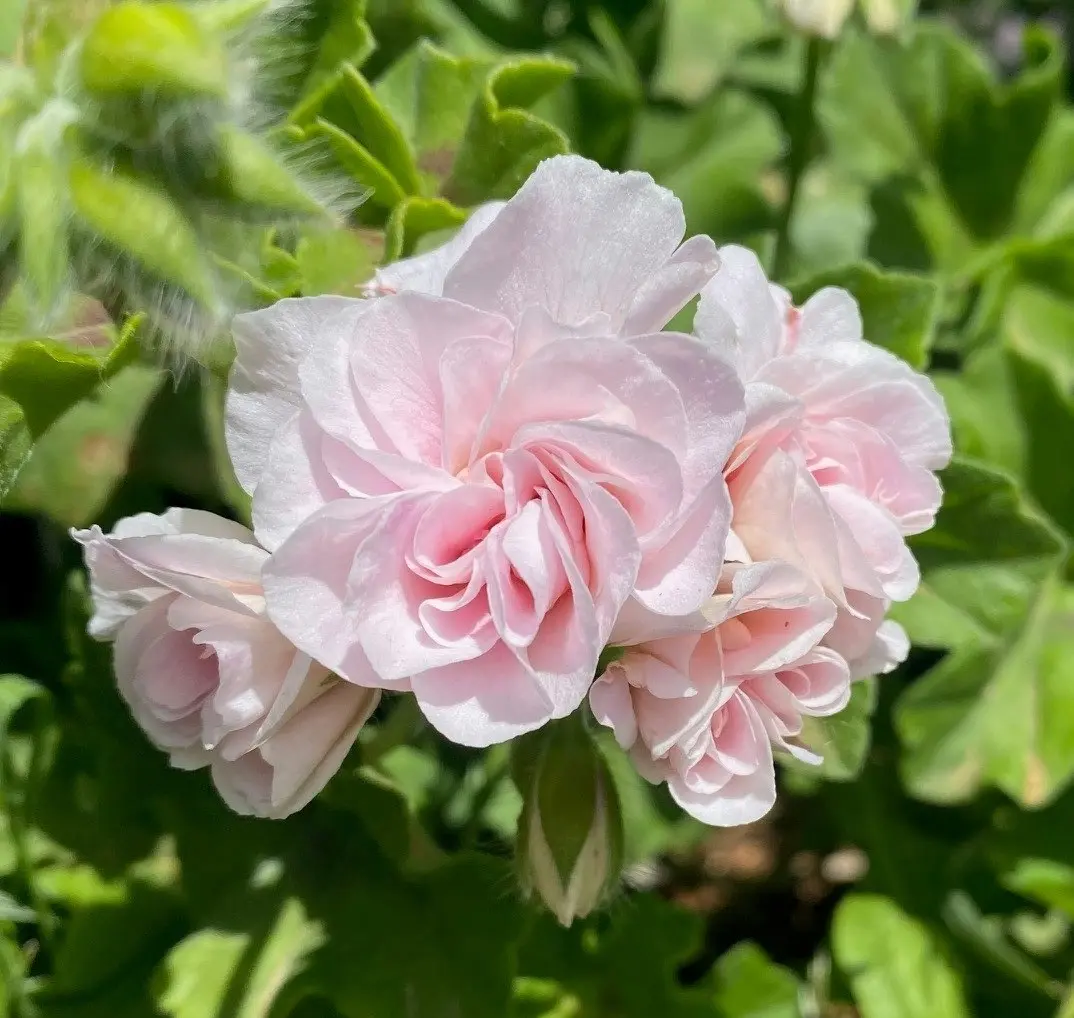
[779,0,855,39]
[860,0,917,35]
[514,715,623,927]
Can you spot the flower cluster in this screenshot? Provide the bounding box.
[76,155,950,824]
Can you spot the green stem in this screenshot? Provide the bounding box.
[772,37,826,282]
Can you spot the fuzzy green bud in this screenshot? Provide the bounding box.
[514,715,623,927]
[80,2,229,98]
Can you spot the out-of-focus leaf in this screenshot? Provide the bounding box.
[709,942,801,1018]
[821,25,1063,255]
[597,731,703,866]
[519,893,711,1018]
[789,262,939,369]
[941,889,1063,1002]
[0,319,139,439]
[0,393,29,501]
[895,460,1074,809]
[8,364,162,526]
[294,825,524,1018]
[155,894,322,1018]
[630,89,781,242]
[79,1,229,97]
[35,855,182,1000]
[934,345,1024,478]
[651,0,773,103]
[446,55,574,206]
[834,893,971,1018]
[1004,859,1074,918]
[794,678,878,783]
[1002,284,1074,542]
[893,459,1065,652]
[0,0,27,58]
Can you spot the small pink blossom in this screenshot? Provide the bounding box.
[227,156,745,748]
[590,562,849,825]
[694,246,951,675]
[73,509,379,818]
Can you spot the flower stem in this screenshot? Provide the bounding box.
[772,36,826,282]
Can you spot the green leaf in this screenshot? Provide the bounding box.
[1004,858,1074,917]
[833,894,971,1018]
[892,458,1065,653]
[155,895,323,1018]
[651,0,773,104]
[79,1,229,97]
[519,894,710,1018]
[312,117,407,210]
[709,942,801,1018]
[68,160,219,311]
[295,224,382,296]
[295,830,524,1018]
[0,392,30,501]
[794,678,878,783]
[941,889,1063,1002]
[821,25,1063,252]
[0,314,140,439]
[895,467,1074,808]
[630,89,781,243]
[446,55,574,207]
[1000,284,1074,542]
[383,196,466,262]
[933,345,1025,478]
[322,64,422,198]
[37,856,182,1000]
[0,0,27,59]
[374,40,489,186]
[0,890,34,924]
[789,262,939,370]
[6,363,162,526]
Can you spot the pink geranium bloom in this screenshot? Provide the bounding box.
[590,562,848,825]
[694,246,951,675]
[73,509,379,818]
[227,156,745,747]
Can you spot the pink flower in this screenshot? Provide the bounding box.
[226,156,745,748]
[590,562,849,826]
[73,509,379,818]
[694,246,951,675]
[365,155,720,336]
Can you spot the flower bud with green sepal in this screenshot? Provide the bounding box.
[514,712,624,928]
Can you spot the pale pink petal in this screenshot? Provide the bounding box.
[443,155,691,331]
[265,494,465,685]
[623,234,721,335]
[368,202,505,297]
[695,245,784,378]
[410,643,554,747]
[228,297,370,492]
[794,288,863,351]
[213,681,380,819]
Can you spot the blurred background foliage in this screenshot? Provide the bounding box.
[3,0,1074,1016]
